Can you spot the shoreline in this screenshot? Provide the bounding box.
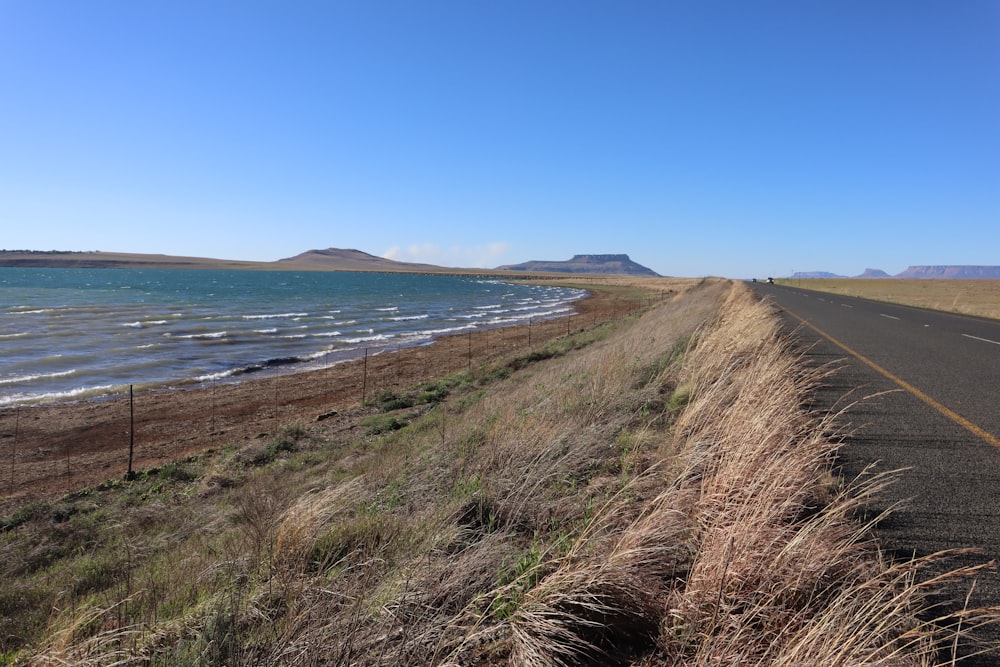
[0,296,584,410]
[0,286,653,512]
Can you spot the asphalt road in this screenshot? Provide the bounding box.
[750,282,1000,662]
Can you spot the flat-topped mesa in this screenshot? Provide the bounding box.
[569,254,631,262]
[497,253,660,276]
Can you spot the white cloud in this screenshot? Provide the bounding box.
[382,242,511,268]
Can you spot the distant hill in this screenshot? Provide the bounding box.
[496,254,660,276]
[791,266,1000,280]
[791,271,846,279]
[0,248,473,274]
[0,250,263,270]
[894,265,1000,279]
[276,248,443,272]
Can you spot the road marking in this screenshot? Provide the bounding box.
[963,333,1000,346]
[880,313,900,320]
[841,304,853,308]
[784,308,1000,450]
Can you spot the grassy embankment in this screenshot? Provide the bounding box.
[777,278,1000,321]
[1,280,996,665]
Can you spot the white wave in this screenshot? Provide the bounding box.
[0,368,77,386]
[280,334,308,339]
[474,304,503,310]
[242,312,309,320]
[388,314,429,321]
[310,331,342,338]
[490,307,572,324]
[424,324,476,335]
[375,306,398,312]
[175,331,228,340]
[195,369,236,382]
[0,383,119,407]
[0,332,28,339]
[254,328,279,334]
[122,318,169,328]
[488,316,524,326]
[344,333,392,344]
[12,308,52,315]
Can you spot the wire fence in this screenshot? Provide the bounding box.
[1,297,653,504]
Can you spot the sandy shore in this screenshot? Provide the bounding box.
[0,287,652,512]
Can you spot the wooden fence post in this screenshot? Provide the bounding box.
[10,407,19,495]
[126,385,136,480]
[362,348,369,403]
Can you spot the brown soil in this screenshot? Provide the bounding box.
[0,288,654,514]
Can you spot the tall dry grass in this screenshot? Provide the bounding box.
[7,279,998,665]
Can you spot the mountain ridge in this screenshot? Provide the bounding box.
[791,266,1000,280]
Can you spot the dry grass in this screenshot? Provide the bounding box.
[2,278,998,666]
[780,278,1000,320]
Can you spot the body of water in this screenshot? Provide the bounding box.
[0,268,585,406]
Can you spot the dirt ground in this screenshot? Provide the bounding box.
[0,287,660,513]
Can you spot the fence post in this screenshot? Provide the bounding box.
[211,376,217,434]
[126,385,136,480]
[10,407,19,495]
[362,348,369,404]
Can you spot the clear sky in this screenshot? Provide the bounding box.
[1,1,997,277]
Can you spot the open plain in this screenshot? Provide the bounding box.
[777,278,1000,320]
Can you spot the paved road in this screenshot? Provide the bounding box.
[750,282,1000,661]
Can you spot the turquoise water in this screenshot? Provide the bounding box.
[0,268,585,405]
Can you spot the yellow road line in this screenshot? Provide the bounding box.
[784,307,1000,449]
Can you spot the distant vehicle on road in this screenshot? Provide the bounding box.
[767,277,774,285]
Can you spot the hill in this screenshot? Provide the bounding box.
[895,265,1000,279]
[858,268,891,278]
[0,249,477,274]
[791,266,1000,280]
[791,271,845,279]
[0,250,264,270]
[275,248,444,272]
[497,253,660,276]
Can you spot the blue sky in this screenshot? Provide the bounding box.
[1,1,997,277]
